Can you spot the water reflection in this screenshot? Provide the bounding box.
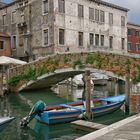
[0,81,131,140]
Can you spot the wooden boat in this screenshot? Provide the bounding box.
[0,117,15,132]
[35,94,125,124]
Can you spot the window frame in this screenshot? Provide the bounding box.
[100,10,105,23]
[43,28,49,46]
[95,34,99,46]
[127,42,132,51]
[136,43,140,52]
[95,9,99,22]
[78,5,84,18]
[0,40,5,50]
[58,0,65,13]
[89,7,94,21]
[89,33,94,46]
[109,36,113,49]
[101,35,104,46]
[78,32,83,47]
[109,13,113,25]
[121,16,125,27]
[59,28,65,45]
[42,0,49,15]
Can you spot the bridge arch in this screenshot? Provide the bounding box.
[8,52,139,93]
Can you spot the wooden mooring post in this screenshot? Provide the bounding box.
[85,70,92,121]
[125,66,130,114]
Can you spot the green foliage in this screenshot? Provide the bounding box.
[132,66,140,84]
[64,56,71,64]
[85,54,94,64]
[73,59,85,69]
[8,75,23,86]
[8,66,47,86]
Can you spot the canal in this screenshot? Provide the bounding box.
[0,81,131,140]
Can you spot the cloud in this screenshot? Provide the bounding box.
[104,0,140,24]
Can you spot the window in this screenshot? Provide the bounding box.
[100,11,105,23]
[89,8,94,20]
[121,16,125,26]
[128,28,132,36]
[11,36,17,49]
[58,0,65,13]
[59,29,65,45]
[78,32,83,46]
[21,14,25,22]
[95,9,99,22]
[44,29,49,45]
[121,38,125,50]
[136,44,140,52]
[89,33,94,45]
[109,13,113,25]
[128,43,132,51]
[2,15,6,25]
[43,0,49,14]
[136,31,140,37]
[78,5,84,18]
[101,35,104,46]
[109,36,113,49]
[11,11,16,23]
[95,34,99,46]
[0,41,5,49]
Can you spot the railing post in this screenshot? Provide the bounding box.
[125,66,130,114]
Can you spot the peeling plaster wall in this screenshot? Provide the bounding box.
[53,0,128,54]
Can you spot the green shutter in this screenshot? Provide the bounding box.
[128,28,132,35]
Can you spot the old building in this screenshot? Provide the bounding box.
[0,0,128,61]
[0,32,11,56]
[127,22,140,54]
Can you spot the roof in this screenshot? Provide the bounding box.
[0,32,10,38]
[127,22,140,28]
[0,1,6,8]
[94,0,129,12]
[0,0,129,12]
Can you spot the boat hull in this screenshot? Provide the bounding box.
[35,95,125,125]
[0,117,15,132]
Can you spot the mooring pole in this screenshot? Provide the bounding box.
[125,66,130,114]
[85,70,92,121]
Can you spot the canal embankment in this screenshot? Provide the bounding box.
[76,113,140,140]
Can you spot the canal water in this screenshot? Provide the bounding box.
[0,82,131,140]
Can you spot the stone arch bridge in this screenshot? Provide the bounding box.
[8,52,140,93]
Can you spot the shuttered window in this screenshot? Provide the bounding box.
[44,29,49,45]
[136,44,140,52]
[43,0,49,14]
[79,32,83,46]
[78,5,84,18]
[89,8,94,20]
[0,41,5,49]
[100,11,105,23]
[128,28,132,35]
[128,43,132,51]
[59,29,65,45]
[58,0,65,13]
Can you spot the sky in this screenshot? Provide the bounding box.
[1,0,140,25]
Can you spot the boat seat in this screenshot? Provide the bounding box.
[83,101,94,108]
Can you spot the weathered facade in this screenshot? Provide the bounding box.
[0,0,128,61]
[127,22,140,54]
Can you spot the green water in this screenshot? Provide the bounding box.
[0,83,129,140]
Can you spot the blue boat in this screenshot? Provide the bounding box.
[34,94,125,125]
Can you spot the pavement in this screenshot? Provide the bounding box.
[76,114,140,140]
